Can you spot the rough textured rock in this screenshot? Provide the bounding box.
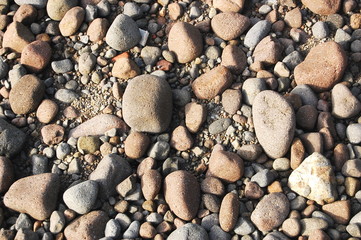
[252,90,295,159]
[164,170,200,221]
[2,21,34,53]
[322,200,351,224]
[122,75,173,133]
[69,114,128,138]
[331,83,361,119]
[141,170,162,200]
[4,173,60,220]
[168,22,203,63]
[207,146,244,183]
[211,12,250,41]
[250,193,290,232]
[253,36,283,65]
[219,192,240,232]
[124,131,150,159]
[9,74,45,115]
[185,102,207,133]
[221,45,247,74]
[0,156,14,193]
[192,66,233,100]
[64,211,109,240]
[213,0,244,12]
[294,41,347,92]
[0,118,26,157]
[20,40,51,73]
[170,125,194,151]
[112,57,140,80]
[105,14,141,52]
[87,18,109,42]
[288,152,337,205]
[302,0,341,15]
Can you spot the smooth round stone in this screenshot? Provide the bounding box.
[168,223,208,240]
[221,44,247,74]
[312,21,329,39]
[123,221,140,239]
[273,158,290,171]
[141,170,161,200]
[124,131,150,159]
[346,124,361,144]
[59,6,85,36]
[290,84,318,107]
[294,41,347,92]
[282,218,301,237]
[219,192,239,232]
[15,0,48,8]
[112,57,140,80]
[87,18,109,42]
[342,159,361,177]
[242,78,267,106]
[122,75,172,133]
[168,22,203,63]
[77,136,100,154]
[244,20,272,49]
[2,22,34,53]
[234,217,255,236]
[105,14,141,52]
[51,59,73,73]
[300,218,328,236]
[164,170,200,221]
[49,211,66,234]
[54,89,78,103]
[222,89,242,114]
[211,12,250,41]
[302,0,341,15]
[36,99,58,124]
[252,90,295,159]
[331,83,361,119]
[250,193,290,232]
[296,105,318,131]
[170,125,194,151]
[20,40,51,73]
[209,118,231,135]
[253,36,283,65]
[105,219,121,238]
[78,52,96,76]
[46,0,78,21]
[41,124,65,145]
[9,74,45,115]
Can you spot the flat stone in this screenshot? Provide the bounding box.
[252,90,295,159]
[209,118,231,135]
[288,152,337,205]
[331,83,361,119]
[244,20,272,49]
[69,114,128,138]
[4,173,60,220]
[211,12,250,41]
[294,41,347,92]
[168,223,209,240]
[122,75,172,133]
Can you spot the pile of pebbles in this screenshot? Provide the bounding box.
[1,0,361,239]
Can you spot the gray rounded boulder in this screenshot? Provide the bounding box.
[168,223,209,240]
[122,74,173,133]
[105,14,141,52]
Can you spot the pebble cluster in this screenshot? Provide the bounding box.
[0,0,361,239]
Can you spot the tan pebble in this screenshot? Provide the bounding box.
[59,7,85,37]
[114,200,129,213]
[221,44,247,74]
[36,99,58,124]
[219,192,239,232]
[222,89,242,115]
[173,218,185,228]
[99,142,112,156]
[63,106,80,119]
[63,209,77,222]
[168,2,183,20]
[299,132,323,155]
[201,176,225,196]
[253,36,283,65]
[213,0,245,12]
[302,204,317,217]
[350,13,361,29]
[139,222,157,239]
[170,125,193,151]
[137,157,156,177]
[87,18,109,42]
[157,204,169,215]
[154,234,164,240]
[13,4,37,25]
[142,200,156,212]
[245,181,264,199]
[284,7,302,28]
[112,82,123,100]
[112,57,140,79]
[211,12,250,41]
[41,124,65,145]
[267,180,283,193]
[308,229,331,240]
[141,170,162,200]
[124,131,150,159]
[282,218,301,237]
[322,200,351,224]
[333,143,349,171]
[2,22,34,53]
[345,177,360,197]
[185,102,207,133]
[266,9,278,23]
[21,40,52,73]
[156,221,173,233]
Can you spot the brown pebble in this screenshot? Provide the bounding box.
[282,218,301,237]
[333,143,349,171]
[124,131,150,159]
[36,99,58,124]
[245,181,264,199]
[2,22,34,53]
[0,156,14,193]
[137,157,156,178]
[21,40,52,73]
[170,125,194,151]
[13,4,37,25]
[267,181,283,193]
[345,177,360,197]
[222,89,242,115]
[41,124,65,145]
[308,229,331,240]
[141,170,162,201]
[140,222,157,239]
[87,18,109,42]
[114,200,129,213]
[219,192,239,232]
[322,200,351,224]
[112,57,140,80]
[168,2,183,20]
[185,102,207,133]
[201,176,225,196]
[63,106,80,119]
[156,221,173,233]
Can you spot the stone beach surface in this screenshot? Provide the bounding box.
[1,0,361,239]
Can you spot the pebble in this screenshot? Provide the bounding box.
[69,114,127,138]
[221,44,247,74]
[87,18,109,42]
[124,131,150,159]
[105,219,121,238]
[242,78,267,105]
[234,217,255,236]
[13,229,38,240]
[252,90,295,158]
[331,83,361,119]
[64,211,109,240]
[211,12,250,41]
[164,170,200,221]
[347,224,361,238]
[288,152,337,205]
[296,105,318,131]
[302,0,340,15]
[78,52,96,75]
[4,173,60,220]
[219,192,239,232]
[15,0,47,8]
[273,158,290,171]
[322,200,351,224]
[284,7,302,28]
[0,117,26,157]
[139,222,157,239]
[89,154,132,199]
[77,136,100,154]
[222,89,242,114]
[168,223,208,240]
[282,218,301,237]
[141,46,162,66]
[51,59,73,74]
[54,89,78,103]
[282,50,303,70]
[148,141,170,160]
[201,177,225,196]
[49,211,65,234]
[290,84,318,107]
[168,22,203,63]
[31,154,48,175]
[185,102,207,133]
[9,74,44,115]
[335,29,352,49]
[20,40,51,73]
[112,57,140,79]
[41,124,64,146]
[46,0,77,21]
[202,194,221,213]
[209,118,231,135]
[244,20,272,49]
[170,125,194,151]
[300,218,328,236]
[253,36,283,65]
[0,157,13,193]
[312,21,329,39]
[250,193,290,232]
[294,41,347,92]
[15,213,32,230]
[122,75,172,133]
[346,123,361,144]
[0,59,8,79]
[36,99,58,124]
[237,144,263,161]
[2,22,34,53]
[342,159,361,177]
[141,169,162,200]
[192,65,233,100]
[123,221,140,239]
[105,14,141,51]
[59,6,85,36]
[250,169,275,187]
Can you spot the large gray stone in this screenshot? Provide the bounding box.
[0,118,26,157]
[168,223,209,240]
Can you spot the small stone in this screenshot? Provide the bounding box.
[168,22,203,63]
[77,136,100,154]
[50,211,65,234]
[112,57,140,80]
[209,118,231,135]
[273,158,290,171]
[2,22,34,53]
[253,36,283,65]
[222,89,242,115]
[347,224,361,238]
[139,222,157,239]
[140,46,161,66]
[201,177,225,196]
[148,141,170,160]
[211,12,250,41]
[288,152,337,205]
[168,223,208,240]
[207,146,244,183]
[185,102,207,133]
[350,13,361,29]
[170,125,193,151]
[294,41,347,92]
[105,14,141,51]
[234,217,255,236]
[20,40,51,73]
[51,59,73,74]
[284,7,302,28]
[122,75,172,133]
[36,99,58,124]
[245,181,264,199]
[192,66,233,100]
[78,52,96,75]
[116,175,136,198]
[221,45,247,74]
[312,21,329,39]
[242,78,267,106]
[141,170,162,200]
[296,105,318,131]
[302,0,341,15]
[168,2,183,20]
[0,157,14,193]
[46,0,77,20]
[164,170,200,221]
[9,74,45,115]
[54,89,78,103]
[41,124,65,145]
[59,6,85,36]
[64,211,109,240]
[251,193,290,232]
[105,219,121,238]
[244,20,272,49]
[346,124,361,144]
[331,83,361,119]
[322,200,351,224]
[124,131,150,159]
[300,218,328,236]
[4,173,60,220]
[123,221,140,239]
[282,218,301,237]
[290,84,318,107]
[342,159,361,177]
[250,169,275,187]
[137,157,156,178]
[87,18,109,42]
